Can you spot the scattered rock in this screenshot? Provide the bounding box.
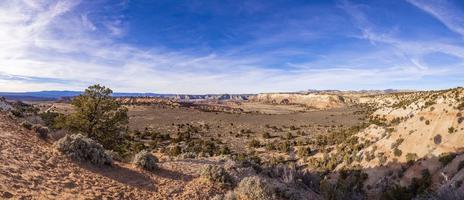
[1,191,13,199]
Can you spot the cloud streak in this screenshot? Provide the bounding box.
[407,0,464,37]
[0,0,462,93]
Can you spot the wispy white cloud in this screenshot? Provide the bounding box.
[340,0,464,74]
[407,0,464,37]
[0,0,462,93]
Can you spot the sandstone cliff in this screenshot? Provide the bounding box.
[249,93,352,109]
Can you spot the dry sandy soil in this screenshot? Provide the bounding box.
[0,112,226,200]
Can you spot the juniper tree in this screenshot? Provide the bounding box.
[58,84,128,151]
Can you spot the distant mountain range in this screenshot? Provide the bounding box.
[0,91,253,101]
[0,91,172,101]
[0,89,415,101]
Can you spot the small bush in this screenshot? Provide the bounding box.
[33,125,49,139]
[265,142,276,151]
[20,121,32,130]
[234,176,275,200]
[10,110,24,118]
[448,127,456,134]
[425,120,430,125]
[391,138,404,149]
[167,144,182,157]
[55,134,112,166]
[393,148,402,157]
[458,102,464,110]
[434,134,442,145]
[200,165,233,186]
[406,153,418,164]
[132,150,158,171]
[458,117,464,124]
[277,140,291,152]
[296,146,311,158]
[39,111,60,128]
[262,132,271,139]
[438,153,456,166]
[248,139,261,148]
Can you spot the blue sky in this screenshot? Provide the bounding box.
[0,0,463,93]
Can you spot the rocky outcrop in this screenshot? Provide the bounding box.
[0,97,13,111]
[116,97,180,107]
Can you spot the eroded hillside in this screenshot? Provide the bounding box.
[302,88,464,199]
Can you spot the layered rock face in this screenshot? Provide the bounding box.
[116,97,180,107]
[249,93,350,109]
[170,94,252,101]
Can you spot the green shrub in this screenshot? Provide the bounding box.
[406,153,418,164]
[11,109,25,118]
[296,146,311,158]
[458,102,464,110]
[393,148,402,157]
[438,153,456,166]
[378,153,387,165]
[277,140,291,152]
[320,170,368,200]
[200,165,233,186]
[167,144,182,157]
[391,138,404,149]
[219,146,231,155]
[382,169,432,199]
[20,121,32,130]
[39,111,61,129]
[265,142,276,151]
[248,139,261,148]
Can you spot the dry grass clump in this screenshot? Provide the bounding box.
[20,121,32,130]
[234,176,276,200]
[55,134,112,166]
[200,165,233,186]
[132,150,158,171]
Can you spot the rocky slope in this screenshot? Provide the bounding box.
[312,88,464,198]
[0,97,12,111]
